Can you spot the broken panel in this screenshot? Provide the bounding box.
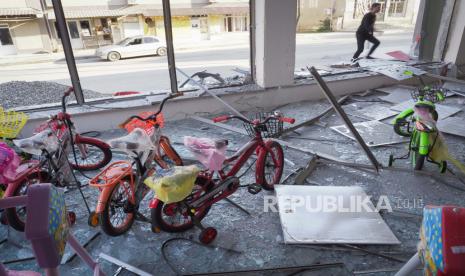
[377,85,417,104]
[390,100,462,120]
[331,120,408,147]
[276,185,401,245]
[437,117,465,138]
[343,104,398,121]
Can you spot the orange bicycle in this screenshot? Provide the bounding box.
[88,94,183,236]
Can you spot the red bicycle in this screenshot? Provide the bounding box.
[150,112,294,243]
[35,87,112,171]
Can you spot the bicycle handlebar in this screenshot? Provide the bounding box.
[119,94,177,128]
[61,87,74,114]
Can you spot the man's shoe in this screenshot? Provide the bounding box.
[351,57,361,63]
[366,56,376,59]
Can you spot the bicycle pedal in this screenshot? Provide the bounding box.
[247,184,262,195]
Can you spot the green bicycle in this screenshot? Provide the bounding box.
[389,76,448,172]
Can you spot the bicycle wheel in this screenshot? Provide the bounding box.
[100,176,135,236]
[6,171,50,232]
[410,131,425,170]
[156,136,183,169]
[256,140,284,190]
[69,136,112,171]
[152,183,211,232]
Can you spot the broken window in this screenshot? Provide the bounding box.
[295,0,415,72]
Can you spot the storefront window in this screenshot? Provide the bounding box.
[68,21,80,39]
[0,26,13,46]
[0,0,251,109]
[79,20,92,37]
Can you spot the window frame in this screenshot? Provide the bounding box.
[388,0,408,18]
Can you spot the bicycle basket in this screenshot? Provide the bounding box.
[0,108,28,139]
[411,86,447,103]
[124,112,164,135]
[243,112,283,138]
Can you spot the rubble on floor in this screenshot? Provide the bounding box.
[1,83,465,275]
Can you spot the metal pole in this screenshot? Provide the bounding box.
[394,252,421,276]
[249,0,256,83]
[51,0,85,105]
[162,0,179,95]
[39,0,56,52]
[308,66,380,171]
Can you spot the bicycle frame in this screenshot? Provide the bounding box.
[149,127,274,210]
[36,88,111,169]
[3,160,46,198]
[90,142,157,214]
[219,137,266,179]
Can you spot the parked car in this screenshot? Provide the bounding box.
[95,36,167,61]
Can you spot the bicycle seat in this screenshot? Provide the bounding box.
[184,136,227,171]
[109,128,154,154]
[13,130,59,156]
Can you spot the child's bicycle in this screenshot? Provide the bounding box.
[0,107,28,220]
[6,122,93,231]
[88,94,183,236]
[35,87,112,171]
[389,76,448,172]
[150,112,295,244]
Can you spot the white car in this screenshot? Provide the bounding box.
[95,36,167,61]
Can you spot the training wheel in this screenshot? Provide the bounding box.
[68,211,77,226]
[87,211,100,227]
[388,154,394,167]
[199,227,217,244]
[439,161,447,174]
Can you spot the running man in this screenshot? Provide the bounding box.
[352,3,382,62]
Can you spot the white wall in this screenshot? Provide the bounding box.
[9,21,46,52]
[20,73,400,137]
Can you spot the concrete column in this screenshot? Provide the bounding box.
[254,0,297,88]
[433,0,456,61]
[418,0,444,61]
[443,0,465,78]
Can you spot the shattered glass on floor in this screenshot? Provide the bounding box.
[1,89,465,276]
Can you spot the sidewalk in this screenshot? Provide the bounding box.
[0,32,249,66]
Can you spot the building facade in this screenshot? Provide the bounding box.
[296,0,419,32]
[342,0,420,30]
[0,0,249,55]
[0,0,53,55]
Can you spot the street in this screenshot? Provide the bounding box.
[0,31,413,94]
